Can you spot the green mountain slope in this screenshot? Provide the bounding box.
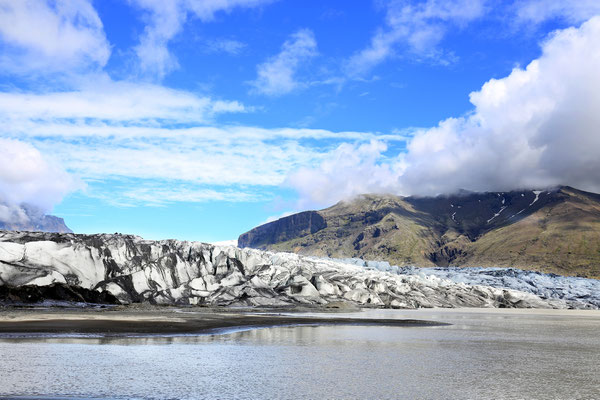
[238,187,600,278]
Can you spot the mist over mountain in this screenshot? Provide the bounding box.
[0,200,72,233]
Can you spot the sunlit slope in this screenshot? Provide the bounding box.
[264,195,440,266]
[239,187,600,278]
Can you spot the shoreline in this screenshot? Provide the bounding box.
[0,306,448,337]
[4,305,598,338]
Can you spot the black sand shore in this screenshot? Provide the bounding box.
[0,306,448,336]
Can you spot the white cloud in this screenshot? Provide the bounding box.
[262,210,295,224]
[0,203,30,225]
[514,0,600,25]
[344,0,600,78]
[204,38,246,55]
[399,16,600,195]
[287,140,404,208]
[0,75,246,125]
[18,124,405,207]
[109,184,269,207]
[0,138,79,217]
[345,0,486,77]
[12,133,331,207]
[34,137,317,187]
[129,0,273,78]
[0,0,110,74]
[210,239,237,246]
[290,16,600,205]
[0,73,406,206]
[250,29,318,96]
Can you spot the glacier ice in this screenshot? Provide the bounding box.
[0,231,597,309]
[334,257,600,308]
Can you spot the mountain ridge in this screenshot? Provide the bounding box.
[238,186,600,278]
[0,202,72,233]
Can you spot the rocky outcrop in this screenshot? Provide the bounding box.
[0,283,120,305]
[0,230,592,309]
[238,211,326,249]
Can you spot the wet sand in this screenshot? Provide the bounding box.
[0,306,448,336]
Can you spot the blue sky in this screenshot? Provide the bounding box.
[1,0,600,242]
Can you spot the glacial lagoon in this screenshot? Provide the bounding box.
[1,309,599,400]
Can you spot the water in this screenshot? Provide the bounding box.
[1,309,599,400]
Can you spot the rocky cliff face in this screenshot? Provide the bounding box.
[0,202,72,233]
[0,230,584,309]
[238,211,326,248]
[238,187,600,278]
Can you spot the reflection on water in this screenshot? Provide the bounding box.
[1,309,599,400]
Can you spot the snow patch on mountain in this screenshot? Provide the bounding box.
[529,190,543,206]
[487,206,507,223]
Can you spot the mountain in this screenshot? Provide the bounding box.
[0,202,72,233]
[0,230,585,309]
[238,186,600,278]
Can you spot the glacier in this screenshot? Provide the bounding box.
[336,258,600,308]
[0,231,597,309]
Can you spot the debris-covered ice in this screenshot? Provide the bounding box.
[336,258,600,309]
[1,231,598,309]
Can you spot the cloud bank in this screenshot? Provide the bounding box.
[3,0,600,217]
[290,16,600,205]
[0,73,405,206]
[0,138,78,222]
[0,0,110,74]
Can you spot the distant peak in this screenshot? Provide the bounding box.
[0,201,72,234]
